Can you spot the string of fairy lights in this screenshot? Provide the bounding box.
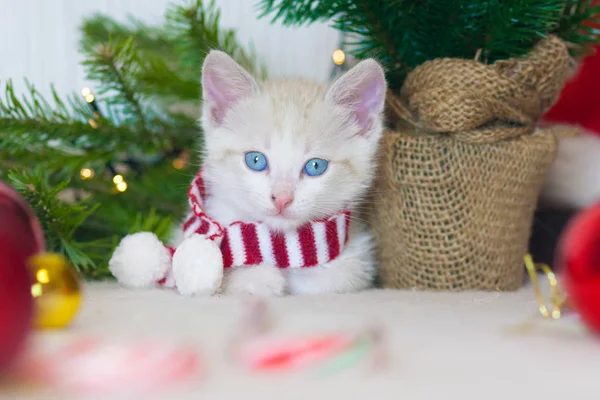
[77,87,188,194]
[78,87,129,193]
[332,49,346,65]
[76,48,346,194]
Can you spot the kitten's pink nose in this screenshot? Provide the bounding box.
[271,192,294,213]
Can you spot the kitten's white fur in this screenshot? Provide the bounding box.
[177,51,387,296]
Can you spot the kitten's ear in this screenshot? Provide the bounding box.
[325,59,387,135]
[202,50,260,125]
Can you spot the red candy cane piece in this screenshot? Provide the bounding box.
[238,333,356,372]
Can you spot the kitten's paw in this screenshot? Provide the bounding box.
[109,232,171,288]
[223,264,286,297]
[172,234,223,296]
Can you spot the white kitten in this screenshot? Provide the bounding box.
[182,50,387,296]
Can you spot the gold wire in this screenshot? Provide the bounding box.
[524,254,567,320]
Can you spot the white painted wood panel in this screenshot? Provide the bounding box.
[0,0,340,100]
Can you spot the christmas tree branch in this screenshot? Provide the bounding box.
[166,0,268,79]
[81,13,174,62]
[81,0,267,105]
[555,0,600,57]
[80,37,156,135]
[259,0,600,90]
[7,168,100,270]
[81,14,200,103]
[6,166,182,280]
[0,79,176,167]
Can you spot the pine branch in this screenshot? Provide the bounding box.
[81,14,200,104]
[81,13,174,62]
[7,169,100,271]
[555,0,600,57]
[74,158,194,237]
[258,0,344,25]
[80,0,268,106]
[6,166,183,279]
[80,37,156,134]
[259,0,600,90]
[129,208,174,242]
[167,0,268,79]
[73,237,118,280]
[0,80,128,158]
[0,79,178,169]
[79,36,200,149]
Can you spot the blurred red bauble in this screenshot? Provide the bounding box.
[0,242,34,372]
[0,181,42,372]
[0,181,44,259]
[557,201,600,334]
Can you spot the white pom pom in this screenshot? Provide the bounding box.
[172,234,223,296]
[109,232,171,288]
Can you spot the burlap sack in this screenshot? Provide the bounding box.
[370,36,570,291]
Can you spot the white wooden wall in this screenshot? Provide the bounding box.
[0,0,340,100]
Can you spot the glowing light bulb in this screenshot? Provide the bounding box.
[84,94,95,103]
[81,87,92,97]
[116,181,128,192]
[80,168,94,179]
[31,283,42,297]
[172,158,186,170]
[36,269,50,284]
[332,49,346,65]
[112,175,124,184]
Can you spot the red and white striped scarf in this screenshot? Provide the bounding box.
[171,170,351,269]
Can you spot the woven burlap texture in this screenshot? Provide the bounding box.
[371,36,569,291]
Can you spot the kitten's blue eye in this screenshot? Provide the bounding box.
[245,151,268,172]
[303,158,329,177]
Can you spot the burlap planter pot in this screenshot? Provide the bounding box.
[370,36,570,291]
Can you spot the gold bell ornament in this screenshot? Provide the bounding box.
[27,253,82,329]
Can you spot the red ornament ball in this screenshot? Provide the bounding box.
[0,181,41,372]
[557,201,600,334]
[0,242,34,371]
[0,181,45,258]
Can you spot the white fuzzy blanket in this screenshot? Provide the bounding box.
[11,282,600,400]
